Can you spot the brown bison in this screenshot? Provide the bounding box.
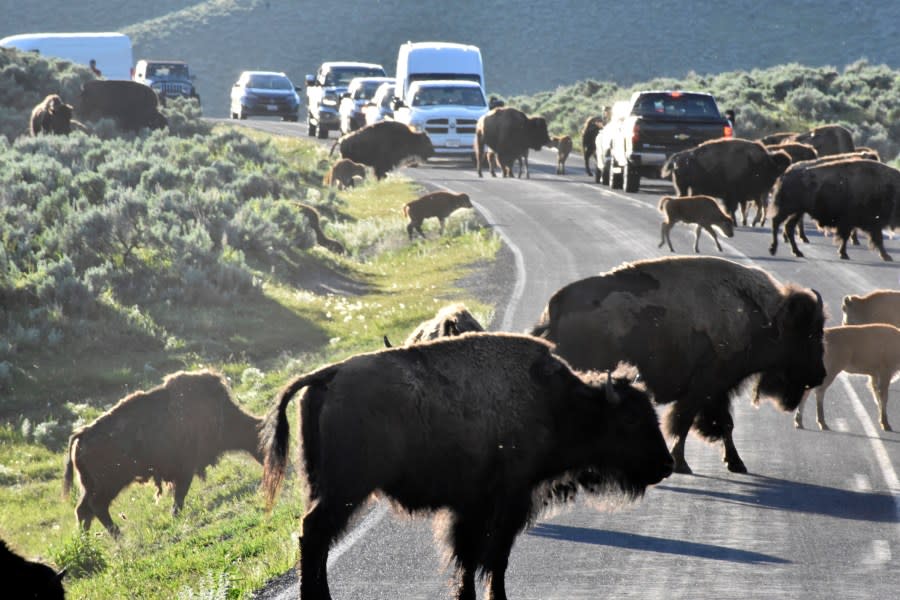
[657,194,735,253]
[764,141,818,163]
[322,158,366,190]
[63,370,263,536]
[842,290,900,327]
[403,303,485,345]
[581,114,606,176]
[403,191,472,240]
[530,256,827,475]
[661,138,792,226]
[769,158,900,261]
[330,121,434,180]
[30,94,74,136]
[261,333,673,600]
[77,80,167,132]
[761,125,855,157]
[475,107,550,178]
[1,539,65,599]
[548,134,573,174]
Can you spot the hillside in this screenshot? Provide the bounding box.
[2,0,898,118]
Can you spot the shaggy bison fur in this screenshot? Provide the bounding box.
[261,333,673,600]
[403,303,485,345]
[581,114,606,176]
[330,121,434,180]
[63,370,263,536]
[0,539,65,599]
[475,107,550,178]
[531,256,827,474]
[77,80,167,132]
[30,94,74,136]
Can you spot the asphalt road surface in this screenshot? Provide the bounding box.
[235,120,899,600]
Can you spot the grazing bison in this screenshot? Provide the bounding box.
[842,290,900,327]
[330,121,434,180]
[403,191,472,240]
[30,94,74,136]
[322,158,366,190]
[661,138,792,226]
[475,107,550,178]
[1,539,65,599]
[261,333,673,600]
[657,194,735,253]
[769,158,900,261]
[77,80,167,132]
[403,303,485,345]
[581,114,606,176]
[63,370,264,536]
[530,256,827,474]
[794,324,900,431]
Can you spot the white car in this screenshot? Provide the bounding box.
[338,76,394,134]
[362,82,397,126]
[393,80,488,157]
[230,70,300,121]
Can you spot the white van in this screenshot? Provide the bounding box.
[395,41,485,104]
[0,32,133,80]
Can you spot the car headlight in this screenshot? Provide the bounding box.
[409,120,425,132]
[321,96,338,107]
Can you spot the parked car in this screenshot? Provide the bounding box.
[305,61,386,138]
[339,76,394,134]
[133,59,199,104]
[362,82,397,126]
[229,70,300,121]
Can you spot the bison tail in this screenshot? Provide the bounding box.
[658,196,671,211]
[261,364,339,509]
[660,154,677,179]
[62,431,81,497]
[328,140,340,157]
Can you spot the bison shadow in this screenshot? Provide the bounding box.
[528,523,788,564]
[658,474,897,523]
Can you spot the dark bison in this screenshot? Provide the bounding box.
[580,114,606,175]
[1,539,65,599]
[661,138,792,226]
[761,125,854,157]
[403,303,485,345]
[475,107,550,178]
[261,333,673,600]
[531,256,826,475]
[330,120,434,180]
[769,158,900,261]
[30,94,74,136]
[77,80,167,132]
[63,370,263,536]
[764,141,818,163]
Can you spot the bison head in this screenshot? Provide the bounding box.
[412,130,435,162]
[755,288,826,411]
[527,117,551,151]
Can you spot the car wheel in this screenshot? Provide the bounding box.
[307,116,316,137]
[600,158,612,186]
[610,161,624,189]
[623,164,641,193]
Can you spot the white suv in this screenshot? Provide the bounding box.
[393,80,488,157]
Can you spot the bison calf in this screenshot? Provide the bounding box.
[657,195,735,253]
[323,158,366,190]
[63,370,264,536]
[30,94,74,136]
[547,135,573,174]
[794,324,900,431]
[1,539,65,599]
[404,303,485,345]
[403,191,473,240]
[842,290,900,327]
[262,333,673,600]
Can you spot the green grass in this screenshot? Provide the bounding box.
[0,131,500,598]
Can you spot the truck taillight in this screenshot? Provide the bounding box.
[632,123,640,145]
[724,125,733,138]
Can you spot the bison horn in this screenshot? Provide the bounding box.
[605,369,620,405]
[55,568,67,582]
[812,288,823,310]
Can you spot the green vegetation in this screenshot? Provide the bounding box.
[0,50,498,598]
[505,60,900,163]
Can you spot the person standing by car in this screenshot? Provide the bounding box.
[89,58,102,77]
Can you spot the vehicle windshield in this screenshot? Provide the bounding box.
[246,74,294,90]
[148,63,189,79]
[633,93,721,118]
[352,80,387,100]
[411,86,486,107]
[325,67,385,87]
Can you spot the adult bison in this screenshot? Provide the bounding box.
[30,93,74,136]
[661,138,792,226]
[63,370,263,536]
[475,106,550,178]
[769,158,900,261]
[262,333,673,600]
[530,256,826,475]
[77,80,167,132]
[1,539,66,599]
[580,114,606,176]
[330,120,434,180]
[761,125,854,157]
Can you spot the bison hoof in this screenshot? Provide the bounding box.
[672,461,693,475]
[792,249,805,258]
[793,419,804,429]
[882,422,893,432]
[726,460,748,474]
[768,245,777,256]
[817,421,830,431]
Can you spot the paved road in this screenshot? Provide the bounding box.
[239,120,899,599]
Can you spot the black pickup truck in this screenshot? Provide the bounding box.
[596,91,732,192]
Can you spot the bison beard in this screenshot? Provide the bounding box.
[261,333,672,600]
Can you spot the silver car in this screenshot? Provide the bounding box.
[339,76,394,134]
[362,82,397,127]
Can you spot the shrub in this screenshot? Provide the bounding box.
[52,531,109,579]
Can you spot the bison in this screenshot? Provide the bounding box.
[261,333,673,600]
[547,134,573,175]
[764,141,818,164]
[761,125,854,157]
[30,94,74,136]
[657,194,735,253]
[1,539,65,599]
[403,303,485,345]
[475,107,550,178]
[63,370,263,536]
[794,324,900,431]
[403,191,472,240]
[842,290,900,327]
[330,121,434,180]
[581,113,607,176]
[322,158,366,190]
[530,256,827,475]
[661,138,792,226]
[768,158,900,261]
[77,80,167,132]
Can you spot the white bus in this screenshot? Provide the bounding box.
[0,32,133,80]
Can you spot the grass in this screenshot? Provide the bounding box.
[0,129,501,598]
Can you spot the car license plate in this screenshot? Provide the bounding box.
[445,139,460,147]
[267,104,278,111]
